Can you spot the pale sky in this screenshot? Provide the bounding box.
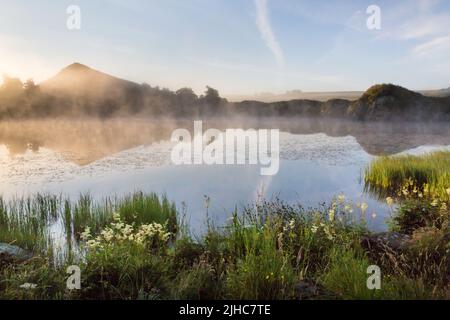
[0,0,449,96]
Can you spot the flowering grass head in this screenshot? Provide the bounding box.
[81,212,171,251]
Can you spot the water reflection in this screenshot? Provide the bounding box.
[0,118,449,232]
[1,118,449,161]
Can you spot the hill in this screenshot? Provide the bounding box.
[227,86,450,103]
[39,63,151,117]
[37,63,226,117]
[347,84,450,121]
[41,63,139,99]
[232,84,450,121]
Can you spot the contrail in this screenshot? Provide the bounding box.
[254,0,285,68]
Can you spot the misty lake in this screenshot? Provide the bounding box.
[1,118,449,233]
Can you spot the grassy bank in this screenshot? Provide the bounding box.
[0,190,448,300]
[0,192,177,262]
[365,151,449,235]
[365,151,450,200]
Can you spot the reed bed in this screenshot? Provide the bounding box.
[365,151,450,200]
[0,192,177,256]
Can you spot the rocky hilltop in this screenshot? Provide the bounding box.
[235,84,450,121]
[347,84,450,121]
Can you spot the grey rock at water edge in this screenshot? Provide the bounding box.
[0,243,33,261]
[361,232,412,252]
[295,280,334,300]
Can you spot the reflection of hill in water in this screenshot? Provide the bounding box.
[0,118,449,164]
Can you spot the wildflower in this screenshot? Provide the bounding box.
[328,209,335,222]
[289,219,295,229]
[311,225,319,234]
[100,228,114,242]
[337,194,346,203]
[324,226,334,240]
[20,283,37,290]
[121,224,133,236]
[371,213,377,219]
[277,232,284,244]
[112,221,125,231]
[431,199,439,207]
[86,239,100,248]
[80,227,91,241]
[360,202,368,213]
[113,212,121,221]
[386,197,394,207]
[344,204,353,213]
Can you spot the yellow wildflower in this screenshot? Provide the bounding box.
[386,197,394,206]
[361,202,368,212]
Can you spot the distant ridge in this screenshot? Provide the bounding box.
[0,63,448,121]
[234,83,450,121]
[421,86,450,98]
[228,87,450,103]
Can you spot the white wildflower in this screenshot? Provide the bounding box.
[20,283,37,290]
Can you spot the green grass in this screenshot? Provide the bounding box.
[224,220,297,300]
[116,192,178,234]
[0,193,448,300]
[0,195,59,252]
[0,192,177,257]
[320,246,445,300]
[365,151,450,200]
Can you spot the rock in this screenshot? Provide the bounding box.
[348,84,450,121]
[295,280,332,300]
[361,232,411,252]
[0,243,33,262]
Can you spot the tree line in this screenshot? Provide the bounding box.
[0,76,228,119]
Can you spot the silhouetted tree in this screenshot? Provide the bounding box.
[0,75,23,98]
[24,79,39,94]
[203,86,221,106]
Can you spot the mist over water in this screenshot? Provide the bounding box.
[0,118,449,233]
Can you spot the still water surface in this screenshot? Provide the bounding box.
[1,119,449,233]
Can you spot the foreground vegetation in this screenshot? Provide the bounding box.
[0,151,448,299]
[365,151,450,233]
[0,189,448,299]
[365,151,450,200]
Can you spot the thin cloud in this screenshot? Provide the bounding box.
[413,35,450,58]
[254,0,285,68]
[384,0,450,40]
